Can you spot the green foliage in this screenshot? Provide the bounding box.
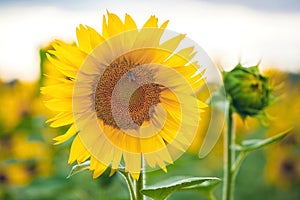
[234,129,290,152]
[141,177,220,200]
[67,161,90,178]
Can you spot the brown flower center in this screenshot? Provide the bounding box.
[95,57,161,130]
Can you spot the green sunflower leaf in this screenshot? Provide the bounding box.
[233,128,291,152]
[141,176,221,200]
[67,161,90,178]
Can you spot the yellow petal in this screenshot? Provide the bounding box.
[133,16,167,48]
[159,34,186,52]
[109,168,117,177]
[86,26,105,48]
[111,148,122,170]
[53,124,78,144]
[68,135,90,164]
[124,14,137,30]
[46,111,71,122]
[130,172,140,181]
[41,83,73,98]
[76,24,92,53]
[164,47,195,66]
[143,15,158,28]
[123,152,141,180]
[124,14,138,47]
[103,125,141,153]
[159,20,169,29]
[44,99,72,112]
[102,15,109,39]
[107,11,124,37]
[47,112,73,127]
[46,53,77,79]
[144,148,172,170]
[90,156,108,178]
[52,40,86,68]
[141,135,166,154]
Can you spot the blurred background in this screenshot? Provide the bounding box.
[0,0,299,199]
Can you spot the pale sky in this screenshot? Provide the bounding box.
[0,0,299,81]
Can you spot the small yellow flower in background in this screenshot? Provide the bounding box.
[1,164,31,186]
[0,80,36,132]
[265,136,300,188]
[0,75,54,188]
[262,69,300,188]
[0,134,52,186]
[42,11,207,179]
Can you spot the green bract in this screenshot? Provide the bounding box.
[223,63,272,118]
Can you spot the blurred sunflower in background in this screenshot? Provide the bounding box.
[0,78,54,199]
[263,70,300,188]
[0,134,52,185]
[42,11,206,180]
[0,80,36,132]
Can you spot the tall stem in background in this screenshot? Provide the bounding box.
[222,105,235,200]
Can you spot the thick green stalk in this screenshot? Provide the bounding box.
[118,170,136,200]
[136,156,145,200]
[222,106,235,200]
[126,173,137,200]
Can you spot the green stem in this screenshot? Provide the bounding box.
[208,191,216,200]
[232,152,247,175]
[119,171,136,200]
[231,152,247,191]
[136,156,145,200]
[222,105,235,200]
[126,173,137,200]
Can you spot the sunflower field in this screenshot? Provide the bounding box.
[1,5,300,200]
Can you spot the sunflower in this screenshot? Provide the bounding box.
[42,11,206,180]
[263,70,300,188]
[0,80,36,132]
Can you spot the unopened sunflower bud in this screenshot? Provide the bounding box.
[223,63,271,118]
